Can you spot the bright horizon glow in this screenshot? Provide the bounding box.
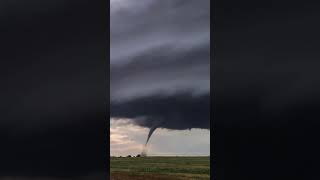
[110,118,210,157]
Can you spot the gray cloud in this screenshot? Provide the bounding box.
[110,0,210,132]
[111,0,210,102]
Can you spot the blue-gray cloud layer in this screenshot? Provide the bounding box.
[111,0,210,130]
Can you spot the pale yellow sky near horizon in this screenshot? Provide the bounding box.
[110,118,210,157]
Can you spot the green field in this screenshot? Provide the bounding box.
[110,156,210,180]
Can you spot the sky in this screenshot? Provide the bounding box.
[110,119,210,157]
[110,0,210,156]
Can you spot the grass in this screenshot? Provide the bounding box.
[110,156,210,180]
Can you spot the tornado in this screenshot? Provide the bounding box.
[145,125,158,146]
[141,120,163,156]
[141,127,157,156]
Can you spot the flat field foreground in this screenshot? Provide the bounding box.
[110,156,210,180]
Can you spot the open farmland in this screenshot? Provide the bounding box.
[110,156,210,180]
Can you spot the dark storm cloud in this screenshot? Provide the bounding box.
[111,93,210,130]
[110,0,210,130]
[214,0,320,179]
[0,0,106,179]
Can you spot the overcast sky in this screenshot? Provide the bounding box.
[110,0,210,156]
